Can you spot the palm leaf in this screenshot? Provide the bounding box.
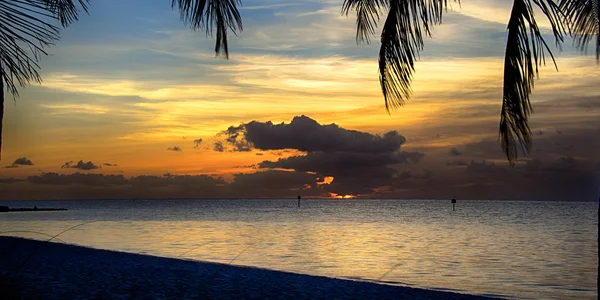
[562,0,600,61]
[499,0,565,164]
[41,0,89,26]
[344,0,456,110]
[377,0,452,110]
[341,0,388,44]
[0,0,87,160]
[171,0,243,58]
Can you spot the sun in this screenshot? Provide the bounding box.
[329,193,355,199]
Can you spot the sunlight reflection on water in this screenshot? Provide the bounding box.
[0,199,596,299]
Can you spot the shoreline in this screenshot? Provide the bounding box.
[0,208,67,213]
[0,236,501,299]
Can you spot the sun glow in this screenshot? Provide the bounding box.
[329,193,355,199]
[317,176,334,185]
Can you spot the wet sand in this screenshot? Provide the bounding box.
[0,236,500,299]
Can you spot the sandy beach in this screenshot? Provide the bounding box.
[0,236,500,299]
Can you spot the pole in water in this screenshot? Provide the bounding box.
[297,195,301,207]
[451,198,456,211]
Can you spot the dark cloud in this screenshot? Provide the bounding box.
[5,157,34,168]
[213,142,225,152]
[103,163,118,167]
[535,95,600,110]
[167,146,182,152]
[256,153,264,156]
[400,128,599,200]
[463,127,600,160]
[383,155,598,201]
[230,170,318,193]
[4,170,329,200]
[396,171,412,180]
[62,160,100,170]
[448,148,463,156]
[466,160,501,173]
[259,151,423,174]
[0,178,24,184]
[12,172,226,200]
[224,115,406,153]
[129,174,225,193]
[523,158,542,172]
[222,127,252,152]
[511,157,586,174]
[27,173,225,189]
[546,156,578,172]
[193,138,203,149]
[447,160,468,166]
[14,157,34,166]
[28,172,127,186]
[220,115,423,195]
[413,169,433,179]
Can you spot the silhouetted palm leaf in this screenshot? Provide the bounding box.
[500,0,565,164]
[41,0,89,26]
[343,0,453,110]
[341,0,388,44]
[562,0,600,61]
[171,0,243,58]
[344,0,571,163]
[0,0,88,160]
[377,0,450,110]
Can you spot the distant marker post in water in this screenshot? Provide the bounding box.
[298,195,301,207]
[451,198,456,211]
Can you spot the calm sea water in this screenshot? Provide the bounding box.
[0,199,596,299]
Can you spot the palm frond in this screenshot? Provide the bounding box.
[562,0,600,61]
[532,0,567,44]
[377,0,453,111]
[499,0,566,164]
[341,0,388,44]
[41,0,90,27]
[0,0,70,160]
[171,0,243,58]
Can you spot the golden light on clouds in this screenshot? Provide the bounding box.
[329,193,356,199]
[318,176,334,185]
[39,104,110,115]
[3,52,594,179]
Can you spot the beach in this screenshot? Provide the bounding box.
[0,236,499,299]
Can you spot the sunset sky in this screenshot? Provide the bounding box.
[1,0,599,200]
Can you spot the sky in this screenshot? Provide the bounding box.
[1,0,599,201]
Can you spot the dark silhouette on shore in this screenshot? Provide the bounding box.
[0,205,67,213]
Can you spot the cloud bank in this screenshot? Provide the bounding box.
[61,160,100,170]
[222,115,423,195]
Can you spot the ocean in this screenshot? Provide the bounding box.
[0,199,596,299]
